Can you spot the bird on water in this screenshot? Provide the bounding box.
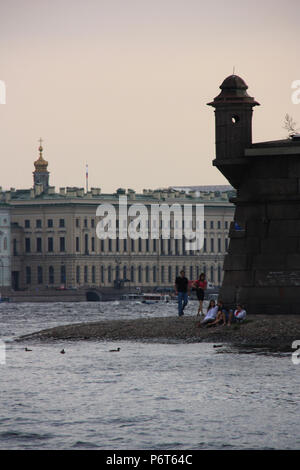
[25,347,32,352]
[60,349,65,354]
[109,347,120,352]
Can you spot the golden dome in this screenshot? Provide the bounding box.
[34,144,48,173]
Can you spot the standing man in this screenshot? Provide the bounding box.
[175,270,189,317]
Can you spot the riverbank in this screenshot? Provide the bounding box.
[17,314,300,351]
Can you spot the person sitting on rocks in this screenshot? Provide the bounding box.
[207,300,232,327]
[197,299,218,327]
[227,304,247,326]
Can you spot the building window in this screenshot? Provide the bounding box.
[100,265,104,283]
[108,265,112,283]
[168,266,172,283]
[84,266,88,283]
[25,220,30,228]
[91,219,95,228]
[190,266,193,280]
[84,218,88,228]
[146,239,149,252]
[36,237,42,253]
[108,239,112,252]
[138,238,142,252]
[153,239,157,252]
[160,238,164,254]
[182,237,186,255]
[225,238,229,251]
[92,265,96,283]
[48,219,53,228]
[76,266,80,284]
[145,265,149,283]
[161,265,165,283]
[25,238,31,253]
[13,239,17,255]
[37,266,43,284]
[123,265,127,280]
[123,239,127,252]
[76,218,80,228]
[218,238,222,253]
[225,221,228,229]
[153,266,157,283]
[131,239,135,252]
[101,239,105,252]
[3,237,7,251]
[116,237,119,252]
[204,220,206,229]
[210,239,214,253]
[49,266,54,284]
[218,265,222,284]
[59,219,65,228]
[36,219,42,228]
[130,265,135,282]
[210,265,214,283]
[217,220,221,229]
[76,237,80,252]
[60,237,65,252]
[91,237,95,252]
[138,265,142,283]
[60,265,66,284]
[48,237,53,252]
[210,221,214,229]
[26,266,31,284]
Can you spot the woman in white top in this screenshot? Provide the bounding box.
[198,300,219,327]
[228,304,246,326]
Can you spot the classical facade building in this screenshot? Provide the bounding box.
[0,205,11,289]
[1,144,235,296]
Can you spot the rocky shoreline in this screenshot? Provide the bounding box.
[17,314,300,352]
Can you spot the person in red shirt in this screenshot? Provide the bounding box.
[192,273,207,316]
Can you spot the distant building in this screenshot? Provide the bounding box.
[1,144,235,296]
[0,205,11,288]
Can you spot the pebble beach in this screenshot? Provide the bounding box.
[17,314,300,352]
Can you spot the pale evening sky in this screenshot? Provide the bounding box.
[0,0,299,193]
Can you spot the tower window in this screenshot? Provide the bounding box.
[231,115,240,124]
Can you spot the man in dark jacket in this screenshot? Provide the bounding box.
[175,270,189,317]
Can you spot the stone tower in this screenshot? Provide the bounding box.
[33,140,49,191]
[208,74,300,314]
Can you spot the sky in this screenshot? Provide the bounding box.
[0,0,299,193]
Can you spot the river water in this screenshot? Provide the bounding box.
[0,300,299,450]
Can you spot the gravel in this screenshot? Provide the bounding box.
[16,314,300,352]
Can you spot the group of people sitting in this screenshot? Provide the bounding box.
[197,300,247,327]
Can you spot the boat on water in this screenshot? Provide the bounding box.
[121,293,171,304]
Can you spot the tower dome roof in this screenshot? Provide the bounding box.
[34,144,48,173]
[207,74,260,106]
[220,74,248,90]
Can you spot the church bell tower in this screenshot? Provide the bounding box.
[33,138,49,191]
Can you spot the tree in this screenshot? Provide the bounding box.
[283,113,299,138]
